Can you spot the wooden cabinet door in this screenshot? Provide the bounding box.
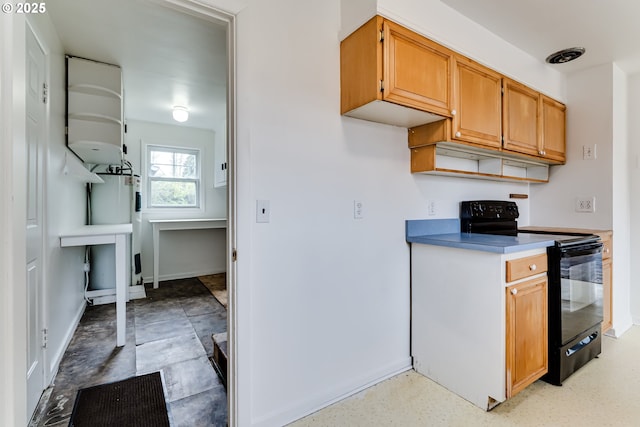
[602,258,613,333]
[452,55,502,149]
[503,78,539,157]
[539,95,566,163]
[506,276,548,398]
[383,20,453,117]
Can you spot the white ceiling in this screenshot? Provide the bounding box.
[442,0,640,75]
[47,0,228,130]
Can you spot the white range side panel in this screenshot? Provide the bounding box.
[411,244,506,409]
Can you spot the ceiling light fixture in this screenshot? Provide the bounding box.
[172,106,189,122]
[545,47,586,64]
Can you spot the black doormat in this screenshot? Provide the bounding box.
[69,372,170,427]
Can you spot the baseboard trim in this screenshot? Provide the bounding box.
[46,300,85,385]
[87,285,147,306]
[252,357,412,427]
[142,269,226,285]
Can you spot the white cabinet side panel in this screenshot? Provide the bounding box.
[411,244,506,409]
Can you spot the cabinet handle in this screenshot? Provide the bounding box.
[529,264,537,271]
[451,109,456,116]
[605,248,610,254]
[542,150,546,156]
[511,288,518,295]
[455,131,461,138]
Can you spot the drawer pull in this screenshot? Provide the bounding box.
[529,264,537,271]
[511,288,518,295]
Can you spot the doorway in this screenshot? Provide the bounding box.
[30,0,237,424]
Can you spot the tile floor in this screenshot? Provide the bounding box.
[29,277,227,427]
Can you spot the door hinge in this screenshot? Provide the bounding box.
[42,328,48,349]
[232,249,237,262]
[379,29,384,42]
[42,82,48,104]
[380,80,384,93]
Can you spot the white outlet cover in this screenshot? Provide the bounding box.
[354,200,364,219]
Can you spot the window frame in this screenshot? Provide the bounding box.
[145,144,202,210]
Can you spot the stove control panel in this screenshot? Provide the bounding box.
[460,200,519,220]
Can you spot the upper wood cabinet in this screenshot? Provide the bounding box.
[503,79,566,164]
[452,55,502,149]
[502,78,539,157]
[341,16,567,174]
[383,20,453,117]
[540,95,566,163]
[341,16,453,127]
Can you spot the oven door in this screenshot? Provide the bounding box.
[559,242,603,344]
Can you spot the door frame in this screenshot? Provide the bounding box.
[156,1,238,424]
[1,13,29,427]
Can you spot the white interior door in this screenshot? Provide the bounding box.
[25,25,46,419]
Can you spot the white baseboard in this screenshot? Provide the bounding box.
[87,285,147,306]
[252,357,412,427]
[46,300,86,385]
[142,268,226,285]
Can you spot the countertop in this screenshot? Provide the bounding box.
[406,219,557,254]
[407,232,557,254]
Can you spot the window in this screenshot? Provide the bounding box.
[147,145,200,208]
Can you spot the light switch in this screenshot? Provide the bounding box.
[256,200,270,223]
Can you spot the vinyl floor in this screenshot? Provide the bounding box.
[29,277,228,427]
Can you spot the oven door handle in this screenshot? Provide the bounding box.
[560,243,603,256]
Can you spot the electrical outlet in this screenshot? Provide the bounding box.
[354,200,364,219]
[256,200,270,223]
[575,197,595,213]
[427,200,436,216]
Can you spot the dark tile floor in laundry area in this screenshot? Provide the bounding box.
[30,277,228,427]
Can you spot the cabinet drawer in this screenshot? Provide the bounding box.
[506,253,547,282]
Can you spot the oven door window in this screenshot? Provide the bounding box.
[560,252,603,344]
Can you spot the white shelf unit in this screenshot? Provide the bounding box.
[67,56,123,165]
[410,142,549,183]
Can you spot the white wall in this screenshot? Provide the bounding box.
[530,64,613,228]
[231,0,560,424]
[611,65,633,334]
[124,120,227,282]
[628,73,640,324]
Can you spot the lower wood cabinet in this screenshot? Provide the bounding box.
[505,276,548,398]
[600,234,613,333]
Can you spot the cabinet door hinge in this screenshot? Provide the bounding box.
[42,82,48,104]
[380,80,384,93]
[379,29,384,42]
[232,249,237,262]
[42,328,48,348]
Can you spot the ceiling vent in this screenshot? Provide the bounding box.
[545,47,585,64]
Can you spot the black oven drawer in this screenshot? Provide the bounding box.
[544,323,601,386]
